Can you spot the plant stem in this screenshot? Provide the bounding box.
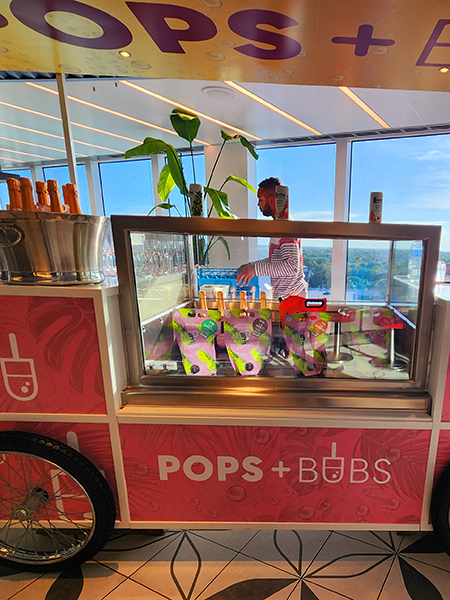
[178,153,190,216]
[189,142,196,184]
[206,139,226,189]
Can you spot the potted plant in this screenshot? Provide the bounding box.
[125,108,258,264]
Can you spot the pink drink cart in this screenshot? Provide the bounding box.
[1,215,450,573]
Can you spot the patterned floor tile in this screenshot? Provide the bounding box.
[0,566,43,600]
[94,530,182,576]
[6,561,127,600]
[103,577,169,599]
[127,530,249,600]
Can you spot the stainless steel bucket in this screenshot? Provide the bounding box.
[0,211,109,285]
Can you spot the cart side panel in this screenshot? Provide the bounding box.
[0,421,120,519]
[441,353,450,422]
[0,295,107,414]
[120,424,430,525]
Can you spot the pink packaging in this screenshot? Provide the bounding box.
[224,308,272,376]
[283,311,331,376]
[172,308,221,375]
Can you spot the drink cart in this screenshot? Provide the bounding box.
[1,215,450,573]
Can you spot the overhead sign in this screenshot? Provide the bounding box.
[0,0,449,91]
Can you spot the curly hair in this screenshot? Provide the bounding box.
[258,177,281,190]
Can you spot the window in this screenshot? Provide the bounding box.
[43,165,90,214]
[350,134,450,281]
[256,144,336,294]
[0,169,32,210]
[99,158,153,216]
[256,144,335,221]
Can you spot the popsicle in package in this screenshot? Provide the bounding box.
[172,308,221,375]
[283,311,331,376]
[223,308,272,376]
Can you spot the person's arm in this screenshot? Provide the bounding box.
[252,238,300,278]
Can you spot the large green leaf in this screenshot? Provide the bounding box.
[158,164,176,201]
[239,135,259,160]
[224,175,257,194]
[170,108,201,143]
[220,130,259,160]
[166,146,188,196]
[204,187,234,219]
[125,138,188,196]
[125,137,170,159]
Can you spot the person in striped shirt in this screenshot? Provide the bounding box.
[236,177,307,300]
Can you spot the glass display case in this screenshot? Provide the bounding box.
[112,216,440,411]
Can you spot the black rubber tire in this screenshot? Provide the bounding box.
[431,462,450,555]
[0,430,116,572]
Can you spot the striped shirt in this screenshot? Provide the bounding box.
[251,237,307,300]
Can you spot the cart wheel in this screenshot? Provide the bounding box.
[431,462,450,554]
[0,431,116,572]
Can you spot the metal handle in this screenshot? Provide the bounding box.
[0,224,23,247]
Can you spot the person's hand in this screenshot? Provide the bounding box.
[236,263,255,287]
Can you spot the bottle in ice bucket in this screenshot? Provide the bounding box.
[275,185,289,219]
[369,191,383,223]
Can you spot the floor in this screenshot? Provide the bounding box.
[2,528,450,600]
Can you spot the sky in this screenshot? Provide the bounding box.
[1,132,449,253]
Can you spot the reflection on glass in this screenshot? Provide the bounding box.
[130,233,415,381]
[390,240,422,325]
[346,240,390,302]
[131,232,189,323]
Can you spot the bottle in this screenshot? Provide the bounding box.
[408,241,422,283]
[47,180,64,212]
[369,191,383,223]
[35,181,51,211]
[239,290,247,310]
[19,178,36,211]
[6,178,22,210]
[275,185,289,219]
[260,290,267,309]
[199,290,208,310]
[63,183,82,214]
[216,290,226,349]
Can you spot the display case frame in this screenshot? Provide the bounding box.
[111,215,440,411]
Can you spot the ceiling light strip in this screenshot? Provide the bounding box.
[0,146,53,160]
[26,82,210,146]
[72,121,141,144]
[0,118,122,154]
[0,100,61,122]
[0,135,67,154]
[120,80,262,141]
[224,81,322,136]
[338,87,390,129]
[0,155,24,163]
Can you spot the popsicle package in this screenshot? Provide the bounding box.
[283,311,331,376]
[172,308,221,375]
[223,308,272,376]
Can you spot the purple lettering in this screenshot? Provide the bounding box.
[126,2,216,54]
[9,0,132,49]
[0,14,8,28]
[228,9,301,60]
[416,19,450,67]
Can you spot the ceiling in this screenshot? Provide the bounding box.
[1,76,450,170]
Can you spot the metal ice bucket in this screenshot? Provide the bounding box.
[0,211,109,285]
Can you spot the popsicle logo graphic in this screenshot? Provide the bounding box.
[0,333,38,401]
